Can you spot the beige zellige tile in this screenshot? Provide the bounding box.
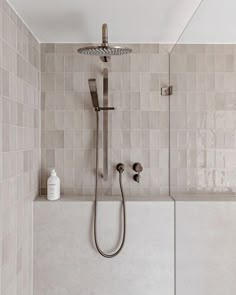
[140,92,150,110]
[75,130,83,148]
[64,93,79,110]
[74,55,84,72]
[45,111,55,129]
[140,111,150,129]
[130,92,140,110]
[65,73,74,91]
[110,72,122,91]
[39,42,177,197]
[64,111,75,129]
[55,73,64,91]
[74,111,83,129]
[2,124,10,152]
[2,96,10,124]
[64,149,75,168]
[131,111,140,129]
[45,54,55,72]
[122,72,140,91]
[54,111,64,129]
[55,55,64,72]
[83,110,95,129]
[83,149,95,168]
[41,43,55,53]
[140,44,159,53]
[44,73,55,91]
[64,55,74,72]
[2,68,9,97]
[83,130,96,148]
[74,72,84,92]
[46,149,55,168]
[45,130,64,148]
[140,53,151,72]
[64,130,75,148]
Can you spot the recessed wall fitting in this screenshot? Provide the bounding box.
[161,86,173,96]
[133,162,143,183]
[116,163,125,173]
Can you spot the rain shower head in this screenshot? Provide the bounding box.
[78,24,132,62]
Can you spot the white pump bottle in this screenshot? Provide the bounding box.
[47,169,60,201]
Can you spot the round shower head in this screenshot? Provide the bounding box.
[77,24,132,62]
[77,45,132,56]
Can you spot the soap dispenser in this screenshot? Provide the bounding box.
[47,169,60,201]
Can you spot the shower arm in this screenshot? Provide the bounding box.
[102,23,108,46]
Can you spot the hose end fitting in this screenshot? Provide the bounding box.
[116,163,125,173]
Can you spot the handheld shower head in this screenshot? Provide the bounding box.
[88,79,99,109]
[78,24,132,62]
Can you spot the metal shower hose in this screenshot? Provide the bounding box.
[94,110,126,258]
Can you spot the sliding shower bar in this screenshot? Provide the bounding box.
[103,68,109,181]
[88,73,114,181]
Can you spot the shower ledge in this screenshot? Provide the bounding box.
[35,195,173,202]
[35,194,236,202]
[171,194,236,202]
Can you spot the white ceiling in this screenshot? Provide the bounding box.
[178,0,236,44]
[7,0,202,43]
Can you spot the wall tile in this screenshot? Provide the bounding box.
[0,3,40,293]
[41,43,169,196]
[170,44,236,194]
[45,130,64,148]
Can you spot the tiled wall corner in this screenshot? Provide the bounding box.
[40,43,169,198]
[0,0,41,294]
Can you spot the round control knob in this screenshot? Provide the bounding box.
[133,162,143,173]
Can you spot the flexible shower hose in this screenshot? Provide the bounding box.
[94,110,126,258]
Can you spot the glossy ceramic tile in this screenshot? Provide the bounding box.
[0,0,40,293]
[170,44,236,195]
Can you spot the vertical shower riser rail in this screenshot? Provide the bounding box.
[103,68,109,181]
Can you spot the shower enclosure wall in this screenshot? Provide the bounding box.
[36,1,236,294]
[36,43,172,294]
[0,1,41,294]
[40,43,169,198]
[1,0,236,294]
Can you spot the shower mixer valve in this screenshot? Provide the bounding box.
[133,162,143,183]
